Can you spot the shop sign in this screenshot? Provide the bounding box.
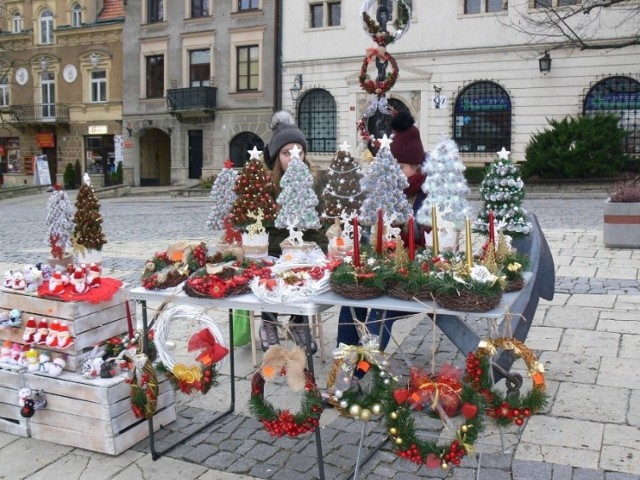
[123,141,134,148]
[88,125,108,135]
[36,133,55,148]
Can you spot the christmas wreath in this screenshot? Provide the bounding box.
[466,337,548,427]
[141,242,209,290]
[249,262,330,303]
[360,0,411,46]
[183,258,272,299]
[382,365,487,470]
[122,351,159,419]
[329,248,387,300]
[249,345,323,437]
[155,305,229,395]
[325,335,397,420]
[359,51,399,96]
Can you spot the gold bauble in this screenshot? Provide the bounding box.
[389,427,398,436]
[441,461,449,470]
[359,409,372,422]
[461,425,469,433]
[394,437,403,446]
[371,404,382,416]
[390,411,399,420]
[349,404,362,418]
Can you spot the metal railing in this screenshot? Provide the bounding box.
[167,86,217,117]
[8,103,70,124]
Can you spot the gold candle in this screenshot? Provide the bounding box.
[465,217,473,269]
[431,205,439,255]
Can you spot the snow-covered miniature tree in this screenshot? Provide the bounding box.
[229,147,279,227]
[321,141,366,222]
[73,174,107,252]
[359,135,412,226]
[45,184,75,259]
[473,148,532,236]
[416,134,471,229]
[206,159,238,231]
[275,146,321,231]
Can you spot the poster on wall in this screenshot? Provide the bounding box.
[114,135,124,164]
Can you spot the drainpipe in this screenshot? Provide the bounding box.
[274,0,282,112]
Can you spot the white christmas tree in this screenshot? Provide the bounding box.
[416,134,471,229]
[45,185,75,259]
[473,148,532,236]
[321,141,366,221]
[206,159,238,231]
[275,146,321,231]
[359,135,412,226]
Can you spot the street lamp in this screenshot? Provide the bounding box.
[289,74,303,102]
[538,51,551,73]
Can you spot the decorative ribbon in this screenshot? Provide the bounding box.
[407,365,462,419]
[365,45,387,61]
[362,94,393,119]
[260,345,307,392]
[187,328,229,366]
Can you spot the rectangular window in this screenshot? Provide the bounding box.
[557,0,579,5]
[238,0,259,10]
[148,0,163,23]
[72,7,82,27]
[486,0,504,11]
[192,0,209,17]
[190,49,210,87]
[236,45,258,92]
[40,18,53,44]
[464,0,481,14]
[310,4,323,28]
[12,14,22,33]
[146,55,165,98]
[0,76,9,107]
[533,0,552,7]
[91,71,107,103]
[328,2,341,26]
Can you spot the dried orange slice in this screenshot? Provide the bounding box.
[173,363,188,379]
[189,365,202,381]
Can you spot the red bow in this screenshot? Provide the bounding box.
[408,365,462,417]
[188,328,229,366]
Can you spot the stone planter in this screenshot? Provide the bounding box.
[603,199,640,248]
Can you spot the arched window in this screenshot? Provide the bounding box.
[453,81,512,154]
[12,12,22,34]
[584,76,640,155]
[298,89,336,153]
[230,132,264,168]
[71,3,82,27]
[366,97,410,142]
[40,10,54,44]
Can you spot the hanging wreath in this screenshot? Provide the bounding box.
[359,51,399,96]
[382,372,487,470]
[249,345,323,437]
[466,337,548,426]
[360,0,411,46]
[123,351,159,419]
[155,305,229,395]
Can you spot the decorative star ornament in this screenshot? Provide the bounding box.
[497,147,510,160]
[289,144,303,160]
[248,146,262,160]
[339,141,351,153]
[224,158,234,169]
[378,134,393,151]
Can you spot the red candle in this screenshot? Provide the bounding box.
[376,209,384,254]
[488,210,495,246]
[125,299,134,338]
[353,216,361,267]
[408,215,415,261]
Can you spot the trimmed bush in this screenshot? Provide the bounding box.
[522,114,628,179]
[63,163,75,189]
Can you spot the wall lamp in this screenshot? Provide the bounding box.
[538,51,552,73]
[290,74,303,102]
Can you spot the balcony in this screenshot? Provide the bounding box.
[8,103,70,127]
[167,86,217,121]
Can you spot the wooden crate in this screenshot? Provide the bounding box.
[0,288,132,371]
[26,370,176,455]
[0,369,29,437]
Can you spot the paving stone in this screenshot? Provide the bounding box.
[513,459,553,479]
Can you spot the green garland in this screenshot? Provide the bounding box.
[362,0,411,46]
[249,369,324,437]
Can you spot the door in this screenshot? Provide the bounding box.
[42,146,57,184]
[188,130,203,180]
[41,72,55,119]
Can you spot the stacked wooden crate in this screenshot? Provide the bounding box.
[0,287,176,453]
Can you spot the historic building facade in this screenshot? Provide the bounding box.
[0,0,124,187]
[121,0,277,186]
[280,0,640,169]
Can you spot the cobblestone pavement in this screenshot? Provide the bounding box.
[1,191,639,480]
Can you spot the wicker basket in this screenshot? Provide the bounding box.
[387,281,432,302]
[433,290,502,313]
[505,278,525,292]
[143,270,187,290]
[329,278,384,300]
